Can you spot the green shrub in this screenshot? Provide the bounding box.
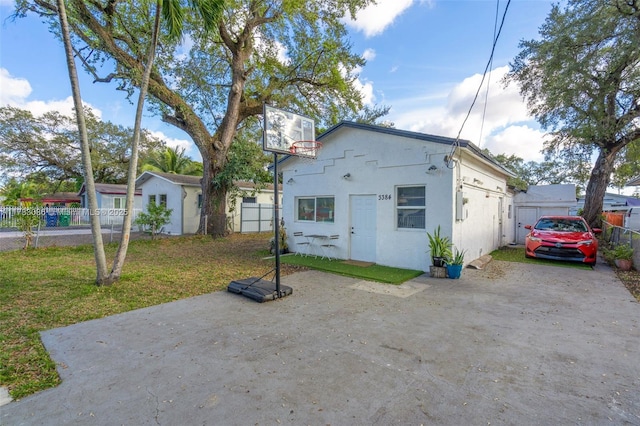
[134,203,172,240]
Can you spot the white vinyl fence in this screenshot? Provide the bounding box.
[239,203,279,233]
[0,207,141,228]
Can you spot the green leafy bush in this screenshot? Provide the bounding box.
[135,203,172,240]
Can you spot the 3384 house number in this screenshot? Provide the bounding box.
[378,194,392,201]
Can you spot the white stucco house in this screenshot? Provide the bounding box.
[135,171,281,235]
[278,121,516,272]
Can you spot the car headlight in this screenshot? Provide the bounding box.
[577,239,593,246]
[528,235,542,242]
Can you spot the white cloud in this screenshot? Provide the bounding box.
[388,66,548,163]
[346,0,415,38]
[362,48,376,62]
[484,125,549,163]
[355,78,375,106]
[0,68,32,105]
[0,68,102,118]
[148,130,201,161]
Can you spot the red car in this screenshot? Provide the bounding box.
[525,216,601,266]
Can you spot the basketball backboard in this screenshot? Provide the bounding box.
[263,105,316,157]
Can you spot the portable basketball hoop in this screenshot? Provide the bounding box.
[228,105,318,302]
[289,141,322,162]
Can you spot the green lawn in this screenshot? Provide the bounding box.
[279,254,424,284]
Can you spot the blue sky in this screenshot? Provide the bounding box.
[1,0,556,166]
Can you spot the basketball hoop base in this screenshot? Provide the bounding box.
[227,277,293,303]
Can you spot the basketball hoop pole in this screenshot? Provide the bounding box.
[273,152,281,296]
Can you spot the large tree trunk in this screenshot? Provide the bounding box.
[199,148,230,236]
[582,147,620,228]
[57,0,109,284]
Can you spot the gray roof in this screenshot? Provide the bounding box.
[279,121,515,177]
[78,183,141,196]
[135,171,279,191]
[626,176,640,186]
[136,171,202,187]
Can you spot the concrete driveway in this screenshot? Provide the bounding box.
[2,260,639,425]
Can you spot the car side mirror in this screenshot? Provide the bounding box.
[524,224,532,230]
[592,228,602,234]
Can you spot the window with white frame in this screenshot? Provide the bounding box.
[159,194,167,206]
[397,186,425,229]
[149,194,157,205]
[113,197,125,209]
[296,196,335,223]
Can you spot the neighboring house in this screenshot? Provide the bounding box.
[135,172,202,235]
[135,171,281,235]
[77,183,142,210]
[278,121,516,272]
[20,192,81,207]
[626,176,640,187]
[575,192,631,213]
[514,184,577,244]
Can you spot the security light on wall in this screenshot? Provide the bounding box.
[287,178,295,185]
[342,173,351,180]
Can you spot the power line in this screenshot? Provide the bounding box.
[446,0,512,168]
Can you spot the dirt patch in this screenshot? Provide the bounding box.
[617,269,640,301]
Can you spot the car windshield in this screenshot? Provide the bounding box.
[535,218,587,232]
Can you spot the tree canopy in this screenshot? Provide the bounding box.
[142,146,203,175]
[0,106,165,187]
[508,0,640,227]
[18,0,380,236]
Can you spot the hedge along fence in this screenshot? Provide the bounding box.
[602,221,640,268]
[0,207,141,228]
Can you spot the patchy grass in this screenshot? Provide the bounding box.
[280,255,424,284]
[490,246,592,270]
[0,233,305,400]
[491,246,640,302]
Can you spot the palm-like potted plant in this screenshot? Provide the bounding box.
[446,247,466,279]
[427,225,452,268]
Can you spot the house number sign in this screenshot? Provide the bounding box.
[378,194,392,201]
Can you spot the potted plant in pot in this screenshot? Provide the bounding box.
[446,248,466,279]
[427,225,452,267]
[427,226,452,277]
[611,244,634,271]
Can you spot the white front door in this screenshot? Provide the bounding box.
[350,195,376,262]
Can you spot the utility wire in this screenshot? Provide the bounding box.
[478,0,501,149]
[446,0,512,168]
